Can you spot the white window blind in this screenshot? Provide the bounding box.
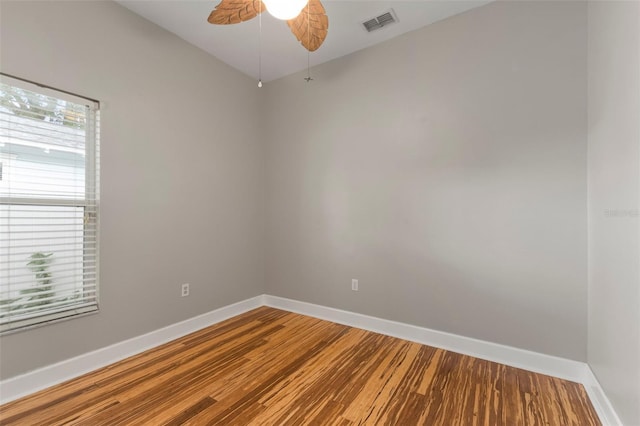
[0,75,100,334]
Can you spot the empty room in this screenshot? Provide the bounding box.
[0,0,638,424]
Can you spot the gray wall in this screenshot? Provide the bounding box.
[264,0,588,361]
[6,4,630,414]
[587,1,640,424]
[0,1,265,379]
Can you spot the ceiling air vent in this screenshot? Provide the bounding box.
[362,9,398,32]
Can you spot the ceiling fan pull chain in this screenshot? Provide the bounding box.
[304,1,313,83]
[258,0,263,88]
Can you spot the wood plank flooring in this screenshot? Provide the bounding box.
[0,307,601,425]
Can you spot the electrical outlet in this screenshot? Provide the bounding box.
[351,279,358,291]
[181,283,190,297]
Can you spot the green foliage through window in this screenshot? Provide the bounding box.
[0,83,86,129]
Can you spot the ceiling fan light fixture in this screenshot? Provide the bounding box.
[207,0,327,52]
[263,0,308,20]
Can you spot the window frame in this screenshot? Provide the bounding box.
[0,74,100,334]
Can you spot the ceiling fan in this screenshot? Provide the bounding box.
[207,0,329,52]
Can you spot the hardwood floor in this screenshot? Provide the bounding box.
[0,307,600,425]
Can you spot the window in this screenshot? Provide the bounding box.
[0,75,100,333]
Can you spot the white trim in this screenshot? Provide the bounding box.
[0,294,621,426]
[263,295,621,425]
[262,295,586,382]
[582,366,624,426]
[0,295,265,403]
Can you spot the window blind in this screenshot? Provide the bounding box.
[0,75,100,334]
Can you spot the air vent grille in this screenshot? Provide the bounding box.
[362,10,397,32]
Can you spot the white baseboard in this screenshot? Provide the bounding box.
[0,295,265,404]
[263,295,621,426]
[0,293,621,426]
[263,295,586,382]
[582,366,624,426]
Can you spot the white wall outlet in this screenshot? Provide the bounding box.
[181,283,190,297]
[351,279,359,291]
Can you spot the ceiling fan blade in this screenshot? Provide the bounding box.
[287,0,328,52]
[208,0,265,25]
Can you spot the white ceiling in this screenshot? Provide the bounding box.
[117,0,492,82]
